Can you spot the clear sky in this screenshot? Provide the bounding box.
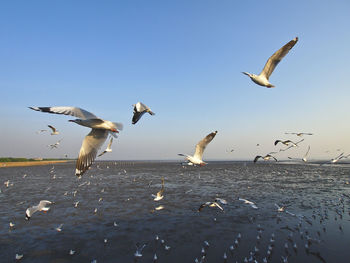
[1,0,350,161]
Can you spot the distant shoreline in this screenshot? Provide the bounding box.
[0,160,72,168]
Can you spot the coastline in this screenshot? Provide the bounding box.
[0,160,73,168]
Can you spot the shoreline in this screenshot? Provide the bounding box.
[0,160,73,168]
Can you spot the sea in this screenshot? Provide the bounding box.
[1,161,350,263]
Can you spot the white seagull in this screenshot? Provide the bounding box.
[242,37,298,88]
[25,200,52,220]
[239,198,258,209]
[29,106,123,177]
[98,137,113,157]
[178,131,218,166]
[48,125,59,135]
[132,102,155,124]
[302,146,311,162]
[152,177,164,201]
[285,132,313,137]
[48,139,62,149]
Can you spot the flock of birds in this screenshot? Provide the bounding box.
[5,36,346,262]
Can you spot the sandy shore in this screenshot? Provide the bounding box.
[0,160,72,168]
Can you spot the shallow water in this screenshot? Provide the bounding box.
[1,161,350,262]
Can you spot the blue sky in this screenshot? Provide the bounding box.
[1,0,350,161]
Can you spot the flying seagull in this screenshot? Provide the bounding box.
[274,140,299,147]
[48,139,62,149]
[254,154,278,163]
[152,177,164,201]
[48,125,59,135]
[285,132,313,137]
[132,102,155,124]
[36,129,47,134]
[278,139,305,152]
[25,200,52,220]
[29,106,123,177]
[178,131,218,166]
[198,201,224,212]
[242,37,298,88]
[98,137,113,157]
[238,198,258,209]
[302,146,311,162]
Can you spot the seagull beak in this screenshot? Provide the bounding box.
[111,129,119,133]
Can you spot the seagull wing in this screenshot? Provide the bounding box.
[260,37,298,79]
[303,146,311,158]
[75,129,109,177]
[253,156,262,163]
[132,110,146,124]
[26,206,38,219]
[158,177,164,196]
[274,140,282,146]
[106,137,113,150]
[97,150,107,157]
[29,106,97,120]
[48,125,57,133]
[193,131,218,160]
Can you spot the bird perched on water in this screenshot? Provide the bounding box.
[242,37,298,88]
[178,131,218,166]
[254,154,278,163]
[29,106,123,177]
[25,200,52,220]
[152,177,164,201]
[132,102,155,124]
[285,132,313,137]
[48,125,59,135]
[98,137,113,157]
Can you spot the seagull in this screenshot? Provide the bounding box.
[15,254,23,260]
[29,106,123,177]
[198,201,224,212]
[253,154,277,163]
[302,146,311,162]
[275,203,286,212]
[238,198,258,209]
[48,125,59,135]
[242,37,298,88]
[285,132,313,137]
[152,177,164,201]
[36,129,47,134]
[278,139,305,152]
[274,140,299,147]
[48,139,62,149]
[25,200,52,220]
[98,137,113,157]
[331,152,345,163]
[132,102,155,124]
[134,243,146,257]
[178,131,218,166]
[55,224,63,232]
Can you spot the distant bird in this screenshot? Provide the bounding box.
[152,177,164,201]
[278,139,305,152]
[132,102,155,124]
[134,243,146,257]
[302,146,311,162]
[274,140,299,147]
[275,203,286,212]
[55,224,63,232]
[242,37,298,88]
[331,152,345,163]
[239,198,258,209]
[98,137,113,157]
[25,200,52,220]
[29,106,123,177]
[178,131,218,166]
[198,201,224,212]
[48,139,62,149]
[285,132,313,137]
[36,129,47,134]
[48,125,59,135]
[254,154,277,163]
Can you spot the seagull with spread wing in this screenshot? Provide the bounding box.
[29,106,123,177]
[98,137,113,157]
[48,125,59,135]
[152,177,164,201]
[178,131,218,166]
[25,200,52,220]
[285,132,313,137]
[254,154,278,163]
[132,102,155,124]
[302,146,311,162]
[242,37,298,88]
